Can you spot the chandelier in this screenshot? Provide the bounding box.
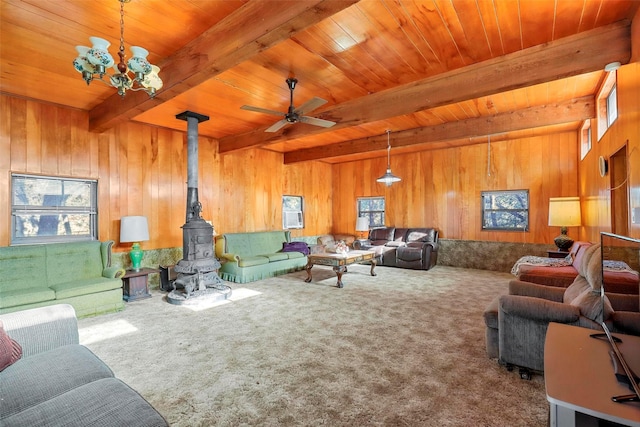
[72,0,162,98]
[376,130,402,187]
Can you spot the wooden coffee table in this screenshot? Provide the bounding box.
[304,250,378,288]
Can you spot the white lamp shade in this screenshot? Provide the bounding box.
[120,216,150,243]
[355,217,369,232]
[548,197,581,227]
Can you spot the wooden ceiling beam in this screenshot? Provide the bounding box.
[220,20,630,154]
[284,96,595,164]
[88,0,359,133]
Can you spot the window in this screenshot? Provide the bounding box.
[11,174,98,245]
[580,120,591,160]
[607,84,617,126]
[481,190,529,231]
[282,195,304,229]
[357,197,385,228]
[596,70,617,140]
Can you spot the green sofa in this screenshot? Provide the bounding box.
[0,241,125,318]
[214,231,308,283]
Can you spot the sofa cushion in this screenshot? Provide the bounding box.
[0,321,22,372]
[0,245,48,293]
[0,344,114,419]
[2,377,167,427]
[237,256,270,267]
[392,228,409,241]
[264,253,290,262]
[284,251,305,260]
[369,227,395,241]
[563,276,591,304]
[0,287,56,309]
[570,289,613,322]
[406,228,437,243]
[45,241,105,286]
[572,242,595,275]
[50,278,123,299]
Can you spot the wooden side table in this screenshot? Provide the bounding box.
[122,268,158,302]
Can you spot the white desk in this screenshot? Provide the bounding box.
[545,322,640,427]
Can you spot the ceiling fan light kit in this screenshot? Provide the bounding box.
[376,130,402,187]
[241,78,336,132]
[72,0,162,98]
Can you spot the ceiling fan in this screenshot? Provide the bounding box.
[241,78,336,133]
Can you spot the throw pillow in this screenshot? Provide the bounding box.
[0,320,23,372]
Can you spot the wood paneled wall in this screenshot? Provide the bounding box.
[1,61,638,250]
[0,96,333,250]
[331,132,579,243]
[579,61,640,242]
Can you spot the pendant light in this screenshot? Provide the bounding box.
[376,130,401,187]
[72,0,162,98]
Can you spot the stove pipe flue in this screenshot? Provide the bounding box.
[176,110,209,223]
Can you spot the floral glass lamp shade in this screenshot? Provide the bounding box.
[355,217,369,239]
[120,216,150,271]
[548,197,581,251]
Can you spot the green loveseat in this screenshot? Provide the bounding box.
[214,231,308,283]
[0,241,125,318]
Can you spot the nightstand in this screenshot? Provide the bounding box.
[122,268,158,302]
[547,250,569,259]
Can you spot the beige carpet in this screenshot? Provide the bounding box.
[78,265,548,426]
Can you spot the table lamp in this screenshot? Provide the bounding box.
[355,217,369,240]
[548,197,581,251]
[120,216,149,271]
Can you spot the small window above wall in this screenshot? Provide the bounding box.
[481,190,529,231]
[282,195,304,229]
[596,66,618,140]
[580,120,591,160]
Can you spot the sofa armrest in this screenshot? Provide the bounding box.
[221,253,241,262]
[611,311,640,336]
[508,280,565,302]
[499,295,580,323]
[353,239,371,250]
[0,304,79,358]
[103,266,126,279]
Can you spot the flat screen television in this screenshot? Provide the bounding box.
[598,232,640,403]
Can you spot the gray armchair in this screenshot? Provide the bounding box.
[484,244,611,378]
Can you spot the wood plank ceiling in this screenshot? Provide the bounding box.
[1,0,638,164]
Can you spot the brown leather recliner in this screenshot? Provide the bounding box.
[355,227,438,270]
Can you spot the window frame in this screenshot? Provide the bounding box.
[596,70,618,140]
[580,119,592,161]
[282,195,304,229]
[11,173,98,245]
[357,197,385,228]
[481,189,529,232]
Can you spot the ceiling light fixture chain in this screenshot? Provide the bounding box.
[376,129,402,187]
[72,0,162,98]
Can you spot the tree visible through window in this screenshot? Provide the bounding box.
[11,174,98,245]
[357,197,385,228]
[481,190,529,231]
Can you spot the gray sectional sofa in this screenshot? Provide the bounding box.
[0,304,167,426]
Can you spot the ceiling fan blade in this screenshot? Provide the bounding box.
[294,97,327,115]
[265,119,290,133]
[240,105,284,117]
[299,116,336,128]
